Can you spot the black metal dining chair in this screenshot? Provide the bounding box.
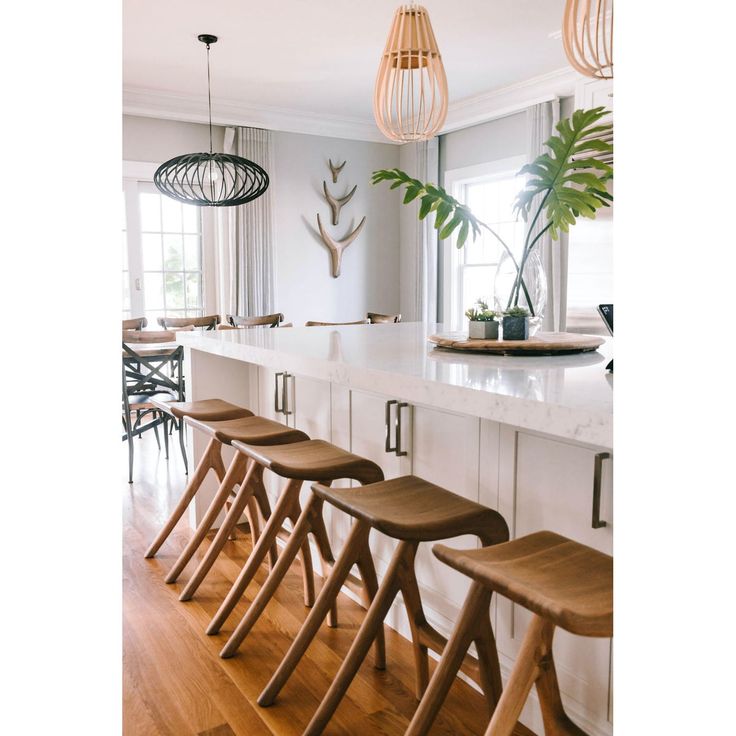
[122,331,187,483]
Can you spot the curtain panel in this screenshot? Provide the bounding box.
[215,127,276,319]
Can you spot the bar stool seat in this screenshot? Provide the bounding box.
[144,398,254,559]
[186,415,309,446]
[156,398,254,422]
[407,532,612,736]
[255,475,509,736]
[434,531,613,637]
[167,416,311,591]
[233,439,385,482]
[314,475,502,541]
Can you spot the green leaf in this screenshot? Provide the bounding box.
[457,220,470,248]
[439,214,462,240]
[418,195,434,220]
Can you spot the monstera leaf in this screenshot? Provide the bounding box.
[370,168,482,248]
[514,107,613,240]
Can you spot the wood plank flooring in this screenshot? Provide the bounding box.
[123,433,534,736]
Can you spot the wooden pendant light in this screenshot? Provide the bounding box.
[562,0,614,80]
[373,4,448,142]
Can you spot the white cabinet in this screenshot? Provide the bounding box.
[496,427,613,735]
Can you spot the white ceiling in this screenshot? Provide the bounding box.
[123,0,573,139]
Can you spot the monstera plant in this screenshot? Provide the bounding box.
[371,107,613,315]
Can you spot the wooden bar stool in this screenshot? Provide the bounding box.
[202,440,385,638]
[144,399,253,558]
[408,531,613,736]
[257,475,510,736]
[164,415,309,590]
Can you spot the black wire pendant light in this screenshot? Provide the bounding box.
[154,34,270,207]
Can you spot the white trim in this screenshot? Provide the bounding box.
[442,67,580,133]
[123,87,393,145]
[442,156,527,330]
[124,68,581,146]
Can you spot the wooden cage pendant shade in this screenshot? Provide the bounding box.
[562,0,614,80]
[373,4,448,142]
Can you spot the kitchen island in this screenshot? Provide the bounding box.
[177,322,613,736]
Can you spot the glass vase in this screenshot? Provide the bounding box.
[493,248,547,336]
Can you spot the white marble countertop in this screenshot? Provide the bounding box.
[178,322,613,449]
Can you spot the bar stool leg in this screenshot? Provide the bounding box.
[206,478,306,634]
[144,437,224,558]
[164,453,250,584]
[289,507,315,608]
[257,520,371,707]
[301,495,338,628]
[179,463,265,601]
[406,581,494,736]
[300,541,414,736]
[220,493,324,657]
[484,615,560,736]
[252,478,279,569]
[354,546,386,670]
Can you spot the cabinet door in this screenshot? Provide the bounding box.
[409,406,483,633]
[497,428,613,734]
[350,389,412,578]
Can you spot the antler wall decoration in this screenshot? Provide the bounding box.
[322,181,357,226]
[328,158,346,183]
[316,159,367,278]
[317,213,366,278]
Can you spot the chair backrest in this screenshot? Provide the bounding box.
[122,327,193,344]
[122,316,148,331]
[157,314,220,330]
[305,319,370,327]
[367,312,402,324]
[122,339,185,407]
[227,313,284,328]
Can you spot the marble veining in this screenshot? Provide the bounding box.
[178,322,613,449]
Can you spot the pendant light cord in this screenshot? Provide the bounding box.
[206,42,213,154]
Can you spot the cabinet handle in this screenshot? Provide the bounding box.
[282,372,293,416]
[592,452,611,529]
[274,372,284,414]
[395,402,409,457]
[385,400,398,453]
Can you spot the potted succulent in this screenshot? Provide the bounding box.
[465,300,499,339]
[502,306,530,341]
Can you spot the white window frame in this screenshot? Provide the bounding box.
[122,160,217,320]
[442,156,526,331]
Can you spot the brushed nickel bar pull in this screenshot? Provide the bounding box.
[385,399,398,453]
[592,452,611,529]
[395,402,409,457]
[274,372,284,414]
[282,372,293,416]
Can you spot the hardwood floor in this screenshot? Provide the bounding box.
[123,432,534,736]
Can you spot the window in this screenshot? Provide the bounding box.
[443,157,527,331]
[122,179,204,324]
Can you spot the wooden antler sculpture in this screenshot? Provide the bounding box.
[328,158,346,183]
[322,181,357,226]
[317,213,366,278]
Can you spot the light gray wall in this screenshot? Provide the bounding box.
[439,111,527,175]
[270,131,400,325]
[123,115,225,162]
[122,115,401,325]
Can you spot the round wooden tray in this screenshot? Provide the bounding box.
[428,331,605,356]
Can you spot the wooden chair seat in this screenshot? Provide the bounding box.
[231,438,384,484]
[186,416,309,447]
[312,476,504,542]
[149,397,253,422]
[434,531,613,638]
[305,319,370,326]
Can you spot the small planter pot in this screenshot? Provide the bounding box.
[468,320,499,340]
[502,315,529,341]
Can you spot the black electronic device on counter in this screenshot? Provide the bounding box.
[597,304,613,372]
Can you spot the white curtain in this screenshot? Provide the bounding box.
[526,100,565,331]
[398,138,439,323]
[214,127,275,318]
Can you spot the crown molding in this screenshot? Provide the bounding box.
[441,67,582,133]
[123,86,396,145]
[124,67,582,147]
